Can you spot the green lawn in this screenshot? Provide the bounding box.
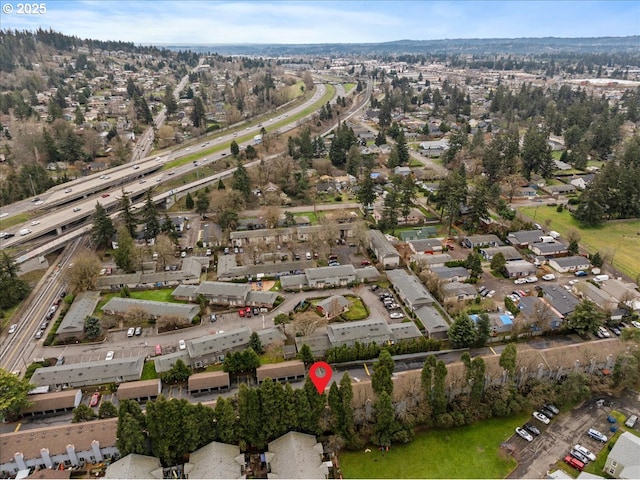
[344,83,356,93]
[339,414,525,478]
[409,159,424,167]
[141,361,158,380]
[342,296,369,321]
[0,212,29,229]
[519,205,640,279]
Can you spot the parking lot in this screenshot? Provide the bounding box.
[507,391,640,478]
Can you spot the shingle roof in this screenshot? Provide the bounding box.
[389,322,423,341]
[539,285,581,316]
[304,264,356,281]
[172,284,198,298]
[22,390,81,414]
[187,327,252,358]
[246,290,279,305]
[256,360,306,382]
[257,327,287,347]
[504,260,537,275]
[430,266,469,280]
[279,273,309,289]
[101,297,199,320]
[531,242,567,255]
[57,291,101,336]
[187,441,244,479]
[480,246,522,261]
[551,256,591,268]
[188,371,231,391]
[104,453,162,479]
[194,281,251,298]
[31,357,144,387]
[386,269,435,307]
[153,350,191,373]
[415,306,449,334]
[369,229,400,259]
[507,230,544,245]
[116,379,161,400]
[326,318,391,346]
[295,331,332,356]
[317,295,350,313]
[607,431,640,467]
[267,432,329,479]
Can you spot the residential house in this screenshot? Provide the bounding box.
[442,282,477,302]
[506,230,546,248]
[56,291,101,341]
[600,279,640,312]
[394,166,412,176]
[470,313,514,334]
[101,298,200,323]
[415,305,450,339]
[30,357,144,389]
[430,266,470,283]
[573,281,618,312]
[267,432,329,479]
[419,139,449,157]
[386,269,435,310]
[116,379,162,402]
[518,296,564,330]
[603,431,640,478]
[503,260,538,279]
[530,242,569,258]
[326,319,392,348]
[369,229,401,269]
[549,256,591,273]
[544,184,576,195]
[389,322,423,342]
[193,281,251,305]
[187,371,231,394]
[479,246,523,262]
[538,284,581,317]
[412,253,452,269]
[186,327,253,368]
[256,360,306,385]
[316,295,350,318]
[461,234,503,249]
[305,265,357,288]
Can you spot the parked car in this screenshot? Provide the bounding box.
[245,306,252,318]
[178,339,186,350]
[573,444,596,462]
[486,290,496,298]
[625,415,638,428]
[542,273,556,281]
[570,449,589,464]
[597,326,611,338]
[533,411,550,424]
[610,326,622,336]
[514,278,527,285]
[631,320,640,329]
[540,407,555,419]
[515,427,533,442]
[587,428,608,442]
[575,270,588,277]
[564,455,585,471]
[524,423,541,436]
[105,351,114,361]
[389,312,404,320]
[525,276,538,283]
[545,404,560,415]
[89,392,101,407]
[238,308,245,317]
[127,327,135,337]
[135,326,142,336]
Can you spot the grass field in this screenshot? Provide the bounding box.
[141,361,158,380]
[519,205,640,279]
[0,212,29,229]
[339,414,525,479]
[342,296,369,321]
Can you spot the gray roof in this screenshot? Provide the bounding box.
[607,431,640,467]
[187,441,244,479]
[389,322,423,341]
[172,284,198,298]
[326,318,391,346]
[295,331,332,357]
[102,297,199,320]
[317,295,350,313]
[279,273,309,289]
[504,260,537,275]
[539,284,581,316]
[304,264,356,281]
[369,229,400,259]
[480,246,522,261]
[257,327,287,347]
[153,350,191,373]
[463,234,503,246]
[551,256,591,268]
[531,242,568,255]
[58,291,101,336]
[518,296,563,324]
[187,326,252,358]
[195,281,251,298]
[355,266,381,281]
[246,290,279,306]
[31,356,144,387]
[442,282,478,297]
[267,432,329,479]
[104,453,163,479]
[96,257,205,288]
[413,253,452,265]
[430,266,469,280]
[415,306,449,334]
[507,230,546,246]
[386,269,435,307]
[573,281,616,308]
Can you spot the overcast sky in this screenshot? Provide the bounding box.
[2,0,638,44]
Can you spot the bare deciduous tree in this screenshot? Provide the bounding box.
[65,249,102,292]
[292,311,328,337]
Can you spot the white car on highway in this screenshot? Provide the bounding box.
[8,324,18,334]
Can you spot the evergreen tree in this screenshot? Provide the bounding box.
[191,96,206,129]
[465,251,483,279]
[339,373,356,444]
[195,192,210,219]
[400,175,416,222]
[213,397,239,445]
[490,252,506,273]
[298,343,314,365]
[375,130,387,146]
[448,314,477,348]
[230,140,240,157]
[185,192,194,210]
[474,313,492,348]
[467,180,490,234]
[114,226,135,273]
[141,189,160,241]
[357,169,376,209]
[163,85,178,116]
[116,412,147,457]
[499,343,517,380]
[396,130,409,165]
[249,331,264,355]
[91,202,115,249]
[119,189,137,238]
[432,360,448,416]
[232,161,251,196]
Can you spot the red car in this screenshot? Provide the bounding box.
[238,309,245,317]
[245,307,252,318]
[564,455,584,471]
[361,260,371,266]
[89,392,101,407]
[101,193,110,198]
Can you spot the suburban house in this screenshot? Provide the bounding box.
[96,256,205,290]
[415,305,450,338]
[572,281,619,311]
[172,282,278,308]
[116,379,162,402]
[56,291,101,341]
[326,319,393,348]
[101,298,200,323]
[544,184,576,195]
[518,296,564,330]
[412,253,452,269]
[280,265,378,290]
[256,360,306,385]
[503,260,538,279]
[187,371,231,394]
[529,242,569,258]
[386,269,435,310]
[267,432,329,479]
[538,284,581,317]
[461,234,503,249]
[406,238,443,253]
[507,230,543,248]
[548,256,591,273]
[470,313,514,334]
[316,295,350,318]
[368,229,401,269]
[599,279,640,311]
[0,418,118,476]
[30,357,145,389]
[419,138,449,157]
[479,246,523,262]
[430,266,470,283]
[603,431,640,478]
[441,282,477,302]
[186,327,253,368]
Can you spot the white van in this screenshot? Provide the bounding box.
[19,228,31,236]
[306,252,312,260]
[625,415,637,428]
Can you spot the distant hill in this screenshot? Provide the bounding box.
[159,36,640,56]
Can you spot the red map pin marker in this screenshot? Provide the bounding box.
[309,361,332,394]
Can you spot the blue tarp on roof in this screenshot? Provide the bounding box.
[500,315,513,325]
